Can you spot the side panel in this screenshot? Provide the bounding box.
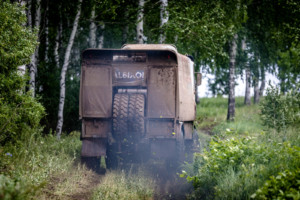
[81,65,112,118]
[147,66,176,118]
[177,54,196,121]
[82,119,110,138]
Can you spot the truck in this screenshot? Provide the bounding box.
[79,44,201,170]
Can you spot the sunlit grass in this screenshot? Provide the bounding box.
[91,170,155,200]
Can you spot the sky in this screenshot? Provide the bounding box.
[198,71,280,98]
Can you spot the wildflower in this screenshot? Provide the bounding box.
[5,153,12,157]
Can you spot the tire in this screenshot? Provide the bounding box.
[106,143,119,170]
[128,94,145,133]
[81,157,101,172]
[112,94,129,134]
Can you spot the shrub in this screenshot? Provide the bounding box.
[260,84,300,131]
[252,169,300,199]
[183,135,300,199]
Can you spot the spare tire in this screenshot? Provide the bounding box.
[112,93,129,134]
[128,94,145,133]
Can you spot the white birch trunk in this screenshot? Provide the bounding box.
[136,0,145,44]
[259,67,266,97]
[29,0,41,97]
[89,6,97,48]
[56,0,82,138]
[18,0,27,78]
[45,4,49,63]
[97,24,105,48]
[27,0,32,28]
[159,0,168,44]
[253,78,260,104]
[227,34,238,121]
[54,20,62,68]
[244,67,251,105]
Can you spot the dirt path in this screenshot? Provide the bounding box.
[39,165,105,200]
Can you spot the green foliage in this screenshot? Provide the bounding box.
[0,132,81,200]
[91,171,155,200]
[0,175,41,200]
[252,169,300,200]
[0,1,44,145]
[0,1,37,73]
[184,135,300,199]
[260,85,300,131]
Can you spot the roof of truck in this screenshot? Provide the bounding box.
[121,44,178,53]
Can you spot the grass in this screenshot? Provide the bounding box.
[91,170,155,200]
[0,131,82,199]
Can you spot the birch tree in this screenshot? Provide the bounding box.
[159,0,168,44]
[29,0,41,97]
[44,4,49,63]
[136,0,145,44]
[227,34,238,121]
[97,24,105,48]
[89,5,97,48]
[56,0,82,138]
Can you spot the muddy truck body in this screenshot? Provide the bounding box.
[79,44,201,169]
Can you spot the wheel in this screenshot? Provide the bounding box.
[112,94,129,134]
[106,143,119,170]
[128,94,145,133]
[81,157,101,172]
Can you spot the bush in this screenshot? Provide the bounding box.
[183,135,300,199]
[0,175,40,200]
[252,169,300,199]
[0,1,43,145]
[260,85,300,131]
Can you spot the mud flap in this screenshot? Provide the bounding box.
[81,138,106,157]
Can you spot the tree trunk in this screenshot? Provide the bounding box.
[259,66,266,97]
[253,78,260,104]
[54,24,62,68]
[27,0,32,28]
[56,0,82,138]
[29,0,41,97]
[136,0,145,44]
[253,55,260,104]
[89,6,97,48]
[17,0,27,78]
[45,4,49,63]
[97,24,105,48]
[227,34,238,121]
[159,0,168,43]
[244,67,251,105]
[122,9,129,45]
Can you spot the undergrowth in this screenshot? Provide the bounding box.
[0,131,81,199]
[186,95,300,200]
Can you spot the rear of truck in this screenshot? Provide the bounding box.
[79,44,197,168]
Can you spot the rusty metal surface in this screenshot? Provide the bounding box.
[112,64,147,86]
[82,119,110,138]
[177,54,196,121]
[150,139,176,159]
[122,44,177,53]
[147,66,176,118]
[183,122,193,140]
[147,120,175,138]
[81,65,112,118]
[81,139,106,157]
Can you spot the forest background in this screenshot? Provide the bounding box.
[0,0,299,199]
